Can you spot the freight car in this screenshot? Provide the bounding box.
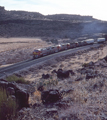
[33,37,106,59]
[97,38,106,43]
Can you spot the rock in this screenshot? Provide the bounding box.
[60,88,74,95]
[57,70,69,79]
[8,82,19,90]
[51,69,57,74]
[93,84,98,89]
[60,114,79,120]
[32,103,41,108]
[9,95,16,101]
[93,81,104,90]
[42,74,50,79]
[46,108,58,114]
[0,81,8,89]
[6,87,15,95]
[37,85,44,91]
[16,89,29,109]
[75,77,83,81]
[86,73,97,79]
[88,61,94,66]
[0,81,29,109]
[51,69,75,79]
[79,68,94,74]
[41,89,62,104]
[104,55,107,62]
[68,70,75,75]
[0,79,8,82]
[55,101,69,108]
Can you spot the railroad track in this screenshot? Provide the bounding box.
[0,44,100,78]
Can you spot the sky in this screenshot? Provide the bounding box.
[0,0,107,21]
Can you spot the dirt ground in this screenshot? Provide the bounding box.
[0,37,52,66]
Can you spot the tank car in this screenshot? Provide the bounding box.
[97,38,105,43]
[84,39,94,45]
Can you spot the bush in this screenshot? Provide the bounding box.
[37,79,58,91]
[0,88,18,120]
[82,63,89,67]
[6,75,30,84]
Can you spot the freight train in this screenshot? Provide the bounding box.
[33,37,106,59]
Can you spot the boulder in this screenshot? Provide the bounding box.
[57,70,69,79]
[41,89,62,104]
[16,89,29,109]
[51,69,75,79]
[0,81,29,109]
[42,74,50,79]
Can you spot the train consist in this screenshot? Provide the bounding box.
[33,38,106,59]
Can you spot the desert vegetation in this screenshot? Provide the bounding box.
[0,87,18,120]
[0,37,52,66]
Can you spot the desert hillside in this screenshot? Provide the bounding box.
[0,6,107,39]
[5,42,107,120]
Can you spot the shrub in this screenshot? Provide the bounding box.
[82,63,89,67]
[37,79,58,90]
[6,75,30,84]
[0,88,18,120]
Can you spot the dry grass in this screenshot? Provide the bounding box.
[0,88,18,120]
[0,37,52,66]
[0,37,50,52]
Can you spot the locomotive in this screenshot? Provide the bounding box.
[33,37,106,59]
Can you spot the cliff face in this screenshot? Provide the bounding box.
[0,6,96,22]
[0,6,107,38]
